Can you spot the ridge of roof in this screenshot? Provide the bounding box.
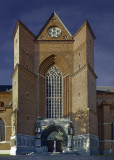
[12,19,36,39]
[36,11,72,40]
[96,86,114,93]
[0,85,12,92]
[54,12,72,37]
[1,85,114,92]
[73,20,96,39]
[86,20,96,39]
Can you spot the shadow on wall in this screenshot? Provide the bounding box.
[70,110,89,135]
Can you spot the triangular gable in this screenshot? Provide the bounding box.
[86,20,96,39]
[36,12,73,40]
[73,20,96,40]
[13,20,36,39]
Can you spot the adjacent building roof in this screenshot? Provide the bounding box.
[0,85,114,92]
[96,86,114,93]
[0,85,12,92]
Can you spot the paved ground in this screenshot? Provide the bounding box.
[0,153,114,160]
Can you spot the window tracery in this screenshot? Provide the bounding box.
[46,66,63,118]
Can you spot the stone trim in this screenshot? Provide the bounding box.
[36,40,74,42]
[38,74,45,79]
[10,146,17,155]
[71,64,87,78]
[5,126,11,128]
[12,63,38,78]
[73,134,99,155]
[0,141,10,143]
[11,136,16,140]
[18,64,37,78]
[39,54,69,77]
[63,74,70,79]
[0,150,10,154]
[71,63,97,78]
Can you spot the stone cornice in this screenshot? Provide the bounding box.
[18,64,38,78]
[11,63,38,78]
[34,40,74,43]
[71,63,97,78]
[70,64,87,78]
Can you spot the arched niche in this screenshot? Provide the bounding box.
[39,54,69,77]
[38,54,70,118]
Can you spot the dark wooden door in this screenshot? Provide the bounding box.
[48,140,54,152]
[56,140,62,152]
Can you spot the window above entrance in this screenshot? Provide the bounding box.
[46,66,63,118]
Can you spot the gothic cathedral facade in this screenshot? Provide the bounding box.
[0,12,114,155]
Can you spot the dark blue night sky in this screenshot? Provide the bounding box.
[0,0,114,85]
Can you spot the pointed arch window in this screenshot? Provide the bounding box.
[111,120,114,140]
[46,66,63,118]
[0,119,5,141]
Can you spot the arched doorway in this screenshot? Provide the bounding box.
[41,125,67,152]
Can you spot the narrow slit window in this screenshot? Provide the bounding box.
[111,120,114,140]
[0,119,5,141]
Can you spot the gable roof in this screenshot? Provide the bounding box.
[13,20,36,39]
[73,20,96,39]
[36,12,72,40]
[96,86,114,93]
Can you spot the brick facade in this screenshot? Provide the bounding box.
[97,91,114,154]
[0,12,114,155]
[0,90,12,154]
